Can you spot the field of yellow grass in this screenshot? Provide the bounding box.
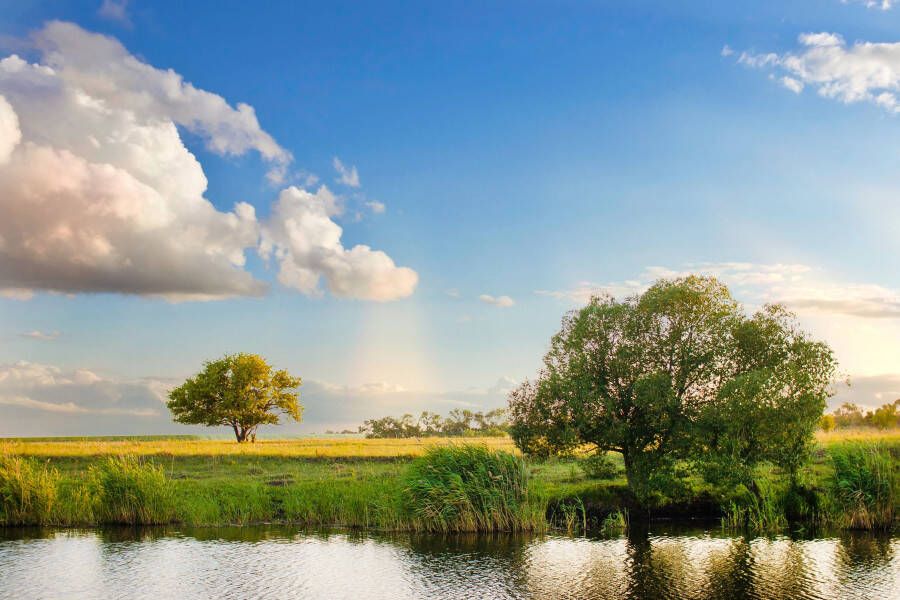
[0,435,518,459]
[2,429,897,461]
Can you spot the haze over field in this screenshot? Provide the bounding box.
[0,1,899,436]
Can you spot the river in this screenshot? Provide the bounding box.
[0,525,896,599]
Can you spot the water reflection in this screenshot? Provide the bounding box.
[0,525,895,599]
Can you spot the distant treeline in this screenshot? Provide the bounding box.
[822,400,900,430]
[359,409,509,438]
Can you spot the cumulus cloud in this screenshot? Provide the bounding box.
[0,22,283,300]
[333,156,360,188]
[261,186,417,301]
[735,31,900,113]
[0,95,20,164]
[0,22,413,303]
[479,294,515,308]
[19,330,60,341]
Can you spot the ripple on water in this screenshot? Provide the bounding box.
[0,527,896,600]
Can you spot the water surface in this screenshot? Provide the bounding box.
[0,525,896,599]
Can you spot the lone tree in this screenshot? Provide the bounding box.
[508,276,836,504]
[167,353,302,442]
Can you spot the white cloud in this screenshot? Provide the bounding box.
[0,360,167,417]
[0,22,284,300]
[0,22,410,303]
[365,200,386,214]
[97,0,131,27]
[479,294,515,308]
[842,0,893,10]
[781,76,804,93]
[535,262,900,320]
[261,186,418,301]
[445,288,461,298]
[721,45,734,57]
[0,95,20,164]
[19,330,60,341]
[333,156,360,188]
[736,31,900,113]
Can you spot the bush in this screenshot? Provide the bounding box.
[0,456,59,525]
[579,452,620,480]
[829,444,895,530]
[402,445,534,532]
[89,456,174,524]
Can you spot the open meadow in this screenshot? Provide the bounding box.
[1,430,897,531]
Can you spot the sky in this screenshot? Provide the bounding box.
[0,0,899,436]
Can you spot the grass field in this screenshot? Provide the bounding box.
[1,431,897,530]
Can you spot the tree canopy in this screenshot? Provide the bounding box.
[167,353,302,442]
[508,276,837,504]
[359,409,509,438]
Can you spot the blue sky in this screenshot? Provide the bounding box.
[0,0,899,435]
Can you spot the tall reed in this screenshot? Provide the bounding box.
[89,456,174,525]
[829,443,895,530]
[0,456,59,525]
[402,445,540,532]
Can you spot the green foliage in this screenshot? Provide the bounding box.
[819,414,836,432]
[168,353,302,442]
[0,457,59,525]
[829,443,896,530]
[600,508,627,534]
[579,452,620,480]
[830,400,900,430]
[508,276,837,504]
[360,409,509,439]
[720,479,787,532]
[89,456,174,524]
[401,446,536,532]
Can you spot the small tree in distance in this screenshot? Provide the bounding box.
[167,353,302,442]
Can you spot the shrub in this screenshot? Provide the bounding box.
[89,456,174,524]
[829,443,895,530]
[402,445,533,532]
[579,452,620,480]
[0,456,59,525]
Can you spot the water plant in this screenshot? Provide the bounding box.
[829,443,895,530]
[89,456,174,525]
[401,445,537,532]
[0,456,59,525]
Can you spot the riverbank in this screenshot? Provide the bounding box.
[1,432,897,531]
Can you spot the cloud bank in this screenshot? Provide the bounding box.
[0,22,416,302]
[0,360,510,436]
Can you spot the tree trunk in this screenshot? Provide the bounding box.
[233,423,248,443]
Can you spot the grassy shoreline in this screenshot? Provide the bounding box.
[1,432,897,532]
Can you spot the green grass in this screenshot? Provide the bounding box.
[401,446,541,532]
[0,433,897,531]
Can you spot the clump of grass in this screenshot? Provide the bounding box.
[89,456,174,524]
[600,508,627,534]
[0,456,59,525]
[579,452,620,480]
[721,479,786,532]
[402,445,537,532]
[829,443,895,530]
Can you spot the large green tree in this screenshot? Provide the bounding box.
[508,276,836,503]
[167,353,302,442]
